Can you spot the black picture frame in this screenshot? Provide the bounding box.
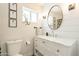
[8,3,17,28]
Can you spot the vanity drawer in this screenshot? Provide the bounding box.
[34,38,46,48]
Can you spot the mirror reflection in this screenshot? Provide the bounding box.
[47,5,63,30]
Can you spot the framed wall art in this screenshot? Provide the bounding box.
[8,3,17,28]
[68,3,76,11]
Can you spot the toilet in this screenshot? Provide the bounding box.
[6,40,23,56]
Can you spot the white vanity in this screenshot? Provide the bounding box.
[34,35,77,56]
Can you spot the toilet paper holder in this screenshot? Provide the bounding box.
[25,41,30,45]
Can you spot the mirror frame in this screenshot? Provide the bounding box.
[47,5,63,30]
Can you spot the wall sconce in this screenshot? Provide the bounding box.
[68,3,76,11]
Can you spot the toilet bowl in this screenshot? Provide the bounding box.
[6,40,23,56]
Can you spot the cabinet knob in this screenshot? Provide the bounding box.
[42,41,45,43]
[57,49,60,53]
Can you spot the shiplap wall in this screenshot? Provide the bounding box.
[41,3,79,55]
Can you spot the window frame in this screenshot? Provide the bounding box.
[22,7,38,24]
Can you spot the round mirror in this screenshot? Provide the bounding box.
[47,5,63,30]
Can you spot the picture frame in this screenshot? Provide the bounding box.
[8,3,17,28]
[10,10,16,18]
[9,19,17,27]
[10,3,17,10]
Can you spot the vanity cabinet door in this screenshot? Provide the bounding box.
[36,38,60,55]
[44,40,72,56]
[34,38,50,55]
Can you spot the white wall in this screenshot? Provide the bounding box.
[0,3,43,56]
[0,3,79,56]
[41,3,79,55]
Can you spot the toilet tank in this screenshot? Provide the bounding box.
[6,40,22,56]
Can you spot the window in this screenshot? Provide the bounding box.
[22,7,31,22]
[31,12,38,22]
[22,7,38,23]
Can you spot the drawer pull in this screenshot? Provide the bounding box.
[57,49,60,53]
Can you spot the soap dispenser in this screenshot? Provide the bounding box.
[46,32,48,36]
